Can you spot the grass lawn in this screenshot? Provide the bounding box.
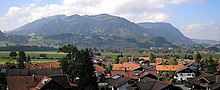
[0,51,219,64]
[0,51,63,64]
[0,59,58,64]
[101,52,220,58]
[0,51,66,59]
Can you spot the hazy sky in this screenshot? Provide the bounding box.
[0,0,219,41]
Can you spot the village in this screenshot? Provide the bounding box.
[0,49,220,90]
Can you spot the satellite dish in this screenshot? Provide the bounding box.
[41,79,48,85]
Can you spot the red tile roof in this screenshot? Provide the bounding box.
[156,65,186,71]
[111,70,156,80]
[112,62,140,71]
[94,64,106,73]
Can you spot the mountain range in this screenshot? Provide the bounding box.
[1,14,197,48]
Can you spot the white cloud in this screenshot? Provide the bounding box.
[0,0,204,32]
[181,21,220,41]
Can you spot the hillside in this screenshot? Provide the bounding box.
[138,22,193,44]
[43,33,176,48]
[0,31,30,46]
[10,14,149,39]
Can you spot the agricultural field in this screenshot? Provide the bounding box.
[1,51,220,64]
[100,52,220,58]
[0,51,66,64]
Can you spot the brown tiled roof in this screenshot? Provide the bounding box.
[148,70,158,77]
[45,62,60,69]
[24,63,39,69]
[191,72,215,86]
[7,69,63,76]
[136,77,172,90]
[94,64,106,73]
[106,75,131,87]
[111,70,157,80]
[112,62,140,71]
[33,62,60,69]
[156,65,186,71]
[35,76,52,89]
[10,62,61,69]
[35,63,51,69]
[6,75,71,90]
[49,75,71,88]
[6,76,44,90]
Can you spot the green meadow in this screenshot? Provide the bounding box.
[0,51,219,64]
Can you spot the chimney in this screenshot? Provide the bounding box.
[125,68,127,72]
[216,75,220,83]
[33,75,36,81]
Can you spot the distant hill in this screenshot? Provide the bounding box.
[0,31,7,41]
[192,39,220,45]
[138,22,193,44]
[10,14,149,39]
[9,14,193,44]
[0,31,29,46]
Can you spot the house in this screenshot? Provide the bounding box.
[191,72,220,90]
[94,64,106,82]
[111,66,158,81]
[93,55,105,63]
[177,59,195,66]
[139,57,149,61]
[6,74,76,90]
[9,62,61,69]
[7,69,63,76]
[155,58,163,62]
[35,62,60,69]
[156,65,186,73]
[112,62,140,71]
[129,77,182,90]
[174,67,195,81]
[94,64,106,76]
[106,74,131,90]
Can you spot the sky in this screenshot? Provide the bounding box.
[0,0,219,41]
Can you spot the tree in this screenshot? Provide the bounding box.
[114,57,120,64]
[184,54,187,59]
[9,51,17,59]
[27,55,31,63]
[148,52,156,63]
[58,44,98,90]
[17,50,26,69]
[162,72,169,80]
[58,44,79,75]
[73,49,98,90]
[193,52,202,63]
[169,57,178,65]
[107,63,113,73]
[206,58,216,74]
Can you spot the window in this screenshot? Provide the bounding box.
[180,74,183,76]
[187,74,191,76]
